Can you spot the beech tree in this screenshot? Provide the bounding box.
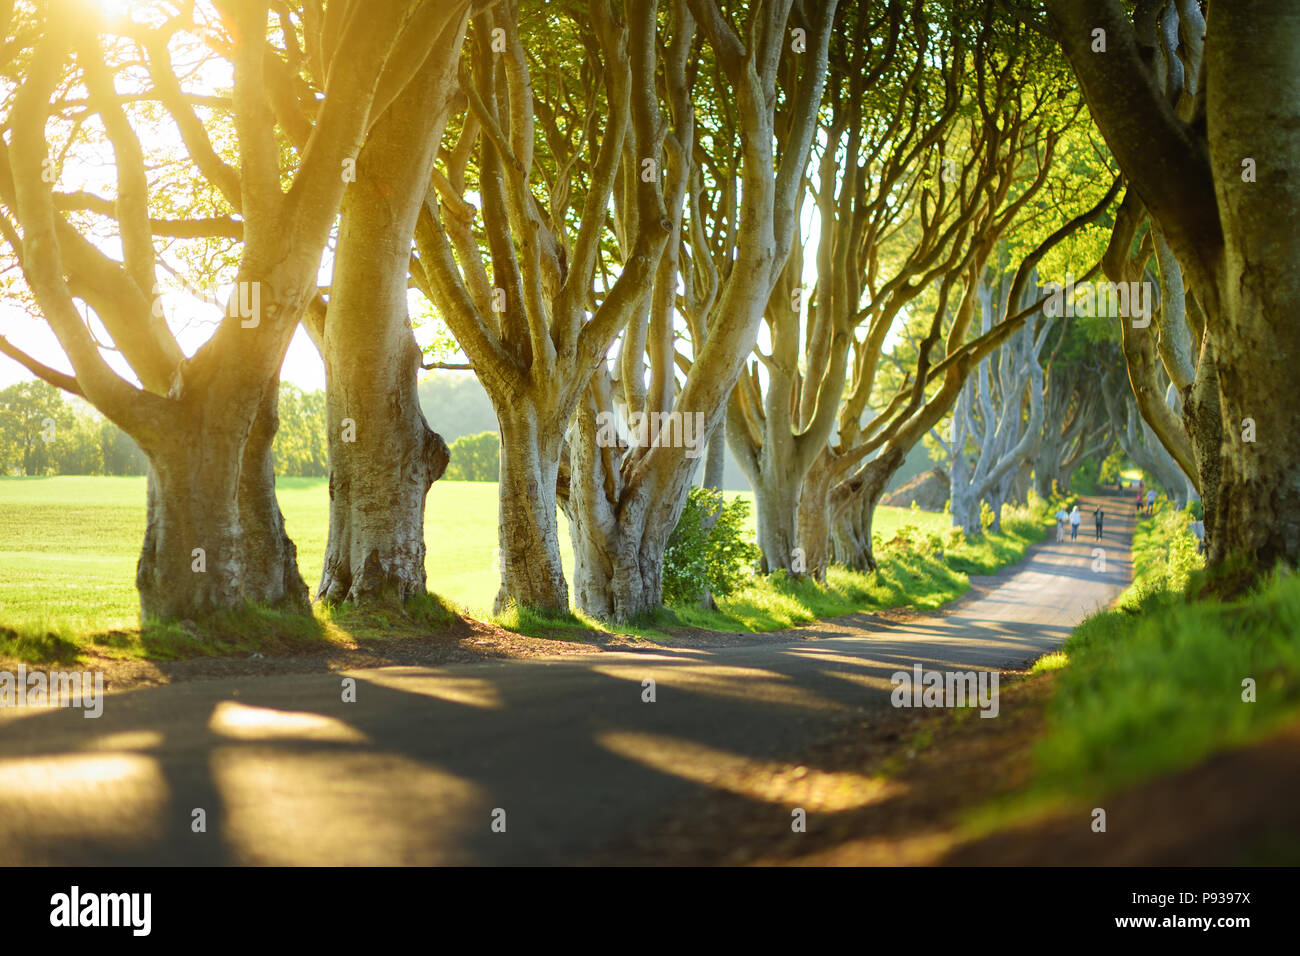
[563,0,840,620]
[415,0,672,615]
[1099,190,1215,536]
[1031,354,1109,497]
[795,17,1116,575]
[1043,0,1300,576]
[1101,361,1196,508]
[311,10,466,605]
[0,0,459,621]
[945,268,1052,533]
[724,0,952,575]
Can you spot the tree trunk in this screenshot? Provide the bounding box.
[316,21,459,606]
[702,426,727,492]
[136,384,308,621]
[1034,468,1055,500]
[795,450,835,581]
[831,450,901,571]
[1200,4,1300,569]
[568,486,681,623]
[751,463,802,574]
[565,394,697,622]
[495,406,569,615]
[319,332,448,604]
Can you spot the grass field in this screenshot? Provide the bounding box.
[0,475,1035,661]
[0,476,562,630]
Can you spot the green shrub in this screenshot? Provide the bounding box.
[880,521,946,558]
[1130,500,1206,595]
[444,431,500,481]
[663,487,761,605]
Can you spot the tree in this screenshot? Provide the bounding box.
[0,380,70,475]
[561,0,840,620]
[1043,0,1300,578]
[1101,360,1196,508]
[272,384,328,478]
[945,267,1052,533]
[311,9,462,605]
[416,0,672,615]
[725,0,941,575]
[0,0,460,621]
[51,403,104,475]
[796,14,1118,575]
[1032,357,1109,497]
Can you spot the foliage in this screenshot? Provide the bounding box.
[1129,499,1206,596]
[0,380,329,478]
[662,487,761,606]
[1098,448,1127,485]
[272,384,329,478]
[1046,486,1080,514]
[416,372,500,444]
[0,381,146,476]
[444,431,500,482]
[1069,459,1101,494]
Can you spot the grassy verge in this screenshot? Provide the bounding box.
[1004,499,1300,812]
[0,591,464,665]
[497,501,1049,640]
[0,473,1049,661]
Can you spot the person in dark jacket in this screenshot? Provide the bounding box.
[1094,506,1105,541]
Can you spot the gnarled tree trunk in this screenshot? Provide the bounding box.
[316,21,462,605]
[319,330,449,604]
[496,403,570,615]
[137,373,308,621]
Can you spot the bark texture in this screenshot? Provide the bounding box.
[316,14,463,605]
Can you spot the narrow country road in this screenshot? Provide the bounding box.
[0,495,1133,865]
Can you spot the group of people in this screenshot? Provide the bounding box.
[1056,504,1105,542]
[1117,477,1160,517]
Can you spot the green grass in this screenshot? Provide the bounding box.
[672,503,1046,633]
[1013,502,1298,804]
[0,475,1047,660]
[0,476,562,629]
[1028,571,1300,804]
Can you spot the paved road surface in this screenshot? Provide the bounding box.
[0,496,1132,865]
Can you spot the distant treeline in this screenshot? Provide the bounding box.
[0,380,148,476]
[2,374,917,488]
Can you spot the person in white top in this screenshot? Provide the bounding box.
[1069,505,1082,540]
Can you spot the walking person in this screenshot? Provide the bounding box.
[1069,505,1082,541]
[1055,505,1069,542]
[1094,506,1104,541]
[1146,488,1157,516]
